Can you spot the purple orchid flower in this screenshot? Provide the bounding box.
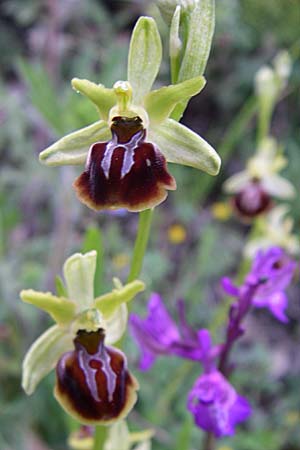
[187,330,251,438]
[222,246,296,323]
[130,297,251,438]
[129,293,203,370]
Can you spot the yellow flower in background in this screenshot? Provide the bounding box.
[113,252,130,270]
[217,446,234,450]
[284,411,300,426]
[211,201,232,221]
[167,223,187,244]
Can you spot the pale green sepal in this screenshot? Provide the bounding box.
[39,120,111,166]
[105,303,128,345]
[71,78,117,120]
[94,279,145,318]
[22,324,73,395]
[63,251,97,311]
[144,76,206,124]
[20,290,76,324]
[128,17,162,104]
[170,5,182,83]
[178,0,215,81]
[149,119,221,175]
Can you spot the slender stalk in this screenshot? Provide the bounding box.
[93,425,108,450]
[127,209,154,283]
[218,283,257,375]
[203,432,215,450]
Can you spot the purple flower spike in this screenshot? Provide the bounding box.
[187,370,251,437]
[222,247,296,322]
[129,293,203,370]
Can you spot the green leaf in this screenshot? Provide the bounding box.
[63,251,97,310]
[39,120,111,166]
[128,17,162,104]
[178,0,215,81]
[18,60,65,134]
[82,226,104,296]
[71,78,117,120]
[22,325,73,395]
[149,119,221,175]
[20,289,76,324]
[145,76,205,124]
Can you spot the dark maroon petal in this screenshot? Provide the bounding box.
[54,329,139,425]
[233,179,272,219]
[73,117,176,212]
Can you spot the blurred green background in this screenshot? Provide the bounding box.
[0,1,300,449]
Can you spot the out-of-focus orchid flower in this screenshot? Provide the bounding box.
[224,137,295,219]
[130,294,206,370]
[187,330,251,438]
[222,246,296,323]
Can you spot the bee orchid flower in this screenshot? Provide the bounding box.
[21,251,145,425]
[39,17,220,212]
[224,137,295,219]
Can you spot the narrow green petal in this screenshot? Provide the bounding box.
[63,251,97,311]
[39,120,111,166]
[149,119,221,175]
[20,290,76,324]
[179,0,215,81]
[128,17,162,104]
[22,325,73,395]
[94,279,145,318]
[144,76,206,124]
[71,78,117,120]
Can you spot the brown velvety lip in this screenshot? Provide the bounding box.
[54,329,139,425]
[73,116,176,212]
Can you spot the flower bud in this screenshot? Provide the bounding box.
[255,66,277,101]
[55,329,139,424]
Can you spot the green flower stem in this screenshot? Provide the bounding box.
[93,425,108,450]
[257,97,274,144]
[92,211,153,450]
[127,208,154,284]
[203,431,215,450]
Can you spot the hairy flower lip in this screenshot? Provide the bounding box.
[73,117,176,212]
[55,329,139,425]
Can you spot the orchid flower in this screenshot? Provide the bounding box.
[21,251,145,424]
[222,246,296,323]
[224,137,295,218]
[39,17,220,212]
